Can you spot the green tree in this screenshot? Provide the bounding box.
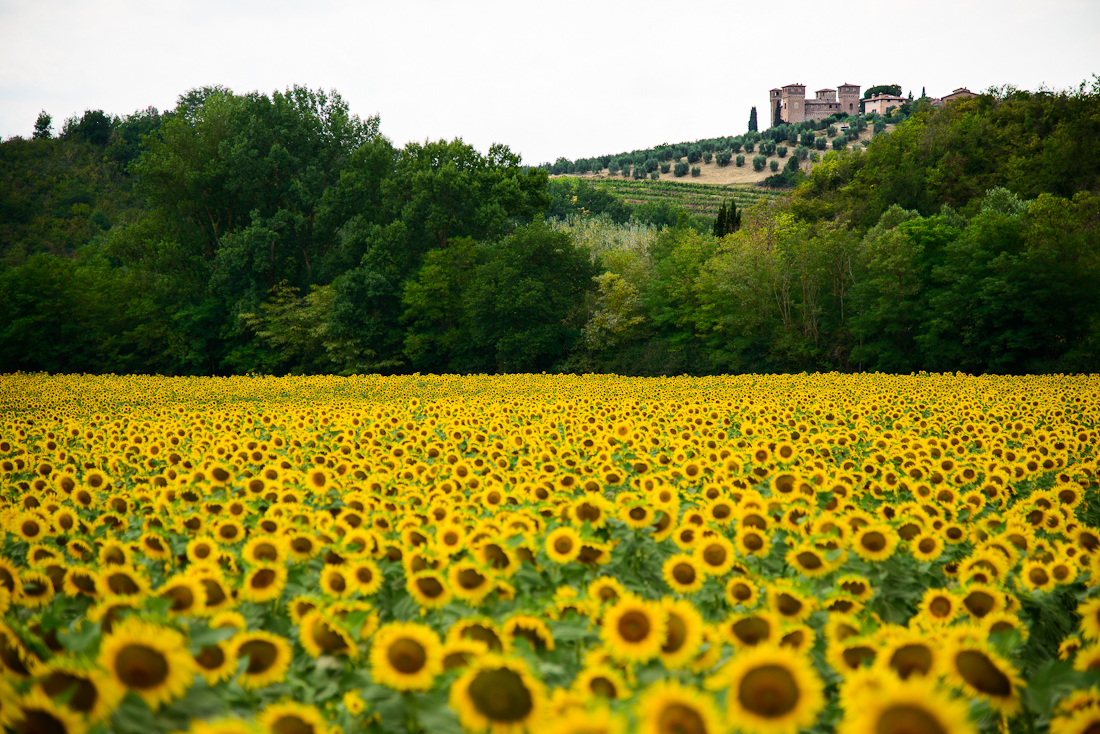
[748,106,758,132]
[464,220,598,371]
[33,111,52,139]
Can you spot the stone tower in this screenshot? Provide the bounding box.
[769,88,782,126]
[780,83,807,124]
[838,83,861,115]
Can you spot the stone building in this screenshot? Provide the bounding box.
[864,93,908,115]
[941,87,976,103]
[769,83,861,126]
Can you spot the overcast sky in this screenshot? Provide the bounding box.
[2,0,1098,164]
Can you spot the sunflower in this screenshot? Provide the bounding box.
[662,554,705,594]
[316,566,351,600]
[298,610,358,660]
[241,536,287,565]
[659,598,704,669]
[98,565,150,598]
[442,638,490,672]
[450,561,497,605]
[238,564,287,604]
[11,688,88,734]
[635,679,724,734]
[601,596,667,663]
[917,587,960,626]
[876,631,937,680]
[503,615,555,653]
[233,630,293,690]
[540,704,625,734]
[736,526,772,558]
[784,543,834,579]
[725,576,759,608]
[588,577,626,606]
[450,654,547,734]
[836,574,873,601]
[258,701,327,734]
[348,558,383,596]
[98,617,195,710]
[851,523,899,562]
[694,535,737,576]
[406,570,452,609]
[1020,560,1056,593]
[713,643,824,734]
[546,526,583,564]
[910,533,944,563]
[369,622,443,691]
[768,585,815,623]
[827,637,879,673]
[449,617,510,654]
[17,570,54,609]
[188,570,234,615]
[725,612,779,649]
[34,659,122,723]
[1078,597,1100,641]
[185,536,219,564]
[193,639,237,685]
[573,664,629,700]
[157,575,206,617]
[1074,644,1100,673]
[958,583,1004,620]
[839,674,976,734]
[940,640,1023,714]
[779,624,816,654]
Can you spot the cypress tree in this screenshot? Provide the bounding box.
[748,107,758,132]
[774,100,783,127]
[713,202,728,237]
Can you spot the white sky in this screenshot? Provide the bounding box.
[2,0,1098,165]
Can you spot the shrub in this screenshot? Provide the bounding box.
[608,159,620,174]
[752,155,766,172]
[736,154,745,167]
[874,117,887,133]
[701,141,716,153]
[769,159,779,172]
[801,132,815,147]
[731,141,742,153]
[716,150,732,167]
[660,162,671,174]
[787,131,799,146]
[827,125,838,138]
[691,166,701,177]
[645,157,658,173]
[785,156,799,172]
[832,137,846,151]
[703,151,713,164]
[688,147,702,164]
[764,141,777,156]
[796,145,809,161]
[674,160,689,177]
[622,164,633,177]
[810,152,819,162]
[815,137,827,150]
[650,171,660,180]
[633,166,646,179]
[776,145,788,158]
[743,141,755,153]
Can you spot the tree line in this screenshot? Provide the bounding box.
[1,78,1098,376]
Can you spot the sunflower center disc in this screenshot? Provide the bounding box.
[270,714,314,734]
[739,665,798,717]
[388,639,427,673]
[862,532,886,551]
[468,668,533,722]
[618,611,651,643]
[890,644,933,679]
[459,569,486,589]
[657,703,706,734]
[252,569,277,589]
[42,672,97,712]
[877,704,947,734]
[115,644,169,689]
[662,614,687,654]
[311,619,348,654]
[239,640,278,673]
[956,650,1012,696]
[590,677,617,698]
[674,564,696,585]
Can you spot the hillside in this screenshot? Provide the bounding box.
[554,122,889,187]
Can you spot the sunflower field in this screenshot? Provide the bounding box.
[1,372,1099,734]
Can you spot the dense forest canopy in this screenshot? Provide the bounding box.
[1,78,1098,376]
